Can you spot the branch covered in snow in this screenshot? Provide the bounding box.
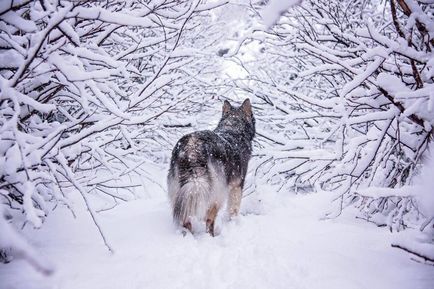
[0,0,229,269]
[261,0,302,29]
[227,0,434,233]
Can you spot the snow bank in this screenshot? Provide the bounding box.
[1,170,433,289]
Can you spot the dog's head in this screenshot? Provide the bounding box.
[217,98,255,140]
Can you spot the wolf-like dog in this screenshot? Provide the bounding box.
[167,99,255,236]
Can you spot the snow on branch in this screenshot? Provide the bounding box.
[261,0,302,29]
[229,0,434,234]
[0,0,229,272]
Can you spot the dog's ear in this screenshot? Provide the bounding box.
[222,100,232,115]
[241,98,252,119]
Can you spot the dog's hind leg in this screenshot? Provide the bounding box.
[228,181,242,217]
[206,204,219,237]
[182,221,193,236]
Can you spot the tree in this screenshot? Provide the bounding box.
[229,0,433,235]
[0,0,229,268]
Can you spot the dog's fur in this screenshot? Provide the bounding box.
[167,99,255,236]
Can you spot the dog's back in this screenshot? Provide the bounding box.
[167,99,255,236]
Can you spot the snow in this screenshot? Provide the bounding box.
[1,0,434,288]
[340,57,384,98]
[1,168,433,289]
[0,49,24,68]
[414,146,434,221]
[72,7,155,28]
[376,72,434,126]
[0,206,54,276]
[261,0,302,28]
[356,186,415,198]
[0,11,37,33]
[0,0,29,15]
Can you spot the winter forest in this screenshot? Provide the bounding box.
[1,0,434,288]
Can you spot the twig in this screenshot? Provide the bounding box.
[391,243,434,264]
[57,155,114,253]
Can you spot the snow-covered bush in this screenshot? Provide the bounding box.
[229,0,433,233]
[0,0,228,267]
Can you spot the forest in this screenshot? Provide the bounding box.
[0,0,433,288]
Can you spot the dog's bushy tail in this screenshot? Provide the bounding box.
[171,172,211,225]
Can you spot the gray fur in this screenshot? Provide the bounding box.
[167,99,255,231]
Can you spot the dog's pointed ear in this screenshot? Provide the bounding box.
[222,100,232,115]
[241,98,252,118]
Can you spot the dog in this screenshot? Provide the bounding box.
[167,99,255,236]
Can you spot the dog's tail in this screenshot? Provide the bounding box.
[170,168,212,226]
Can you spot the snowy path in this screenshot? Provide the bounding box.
[1,182,433,289]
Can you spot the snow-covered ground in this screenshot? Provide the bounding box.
[1,169,433,289]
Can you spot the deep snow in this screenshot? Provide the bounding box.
[1,170,433,289]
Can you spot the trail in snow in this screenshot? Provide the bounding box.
[1,171,433,289]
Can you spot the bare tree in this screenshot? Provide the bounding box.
[228,0,433,238]
[0,0,229,267]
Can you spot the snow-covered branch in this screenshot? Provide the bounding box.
[0,0,229,269]
[228,0,433,232]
